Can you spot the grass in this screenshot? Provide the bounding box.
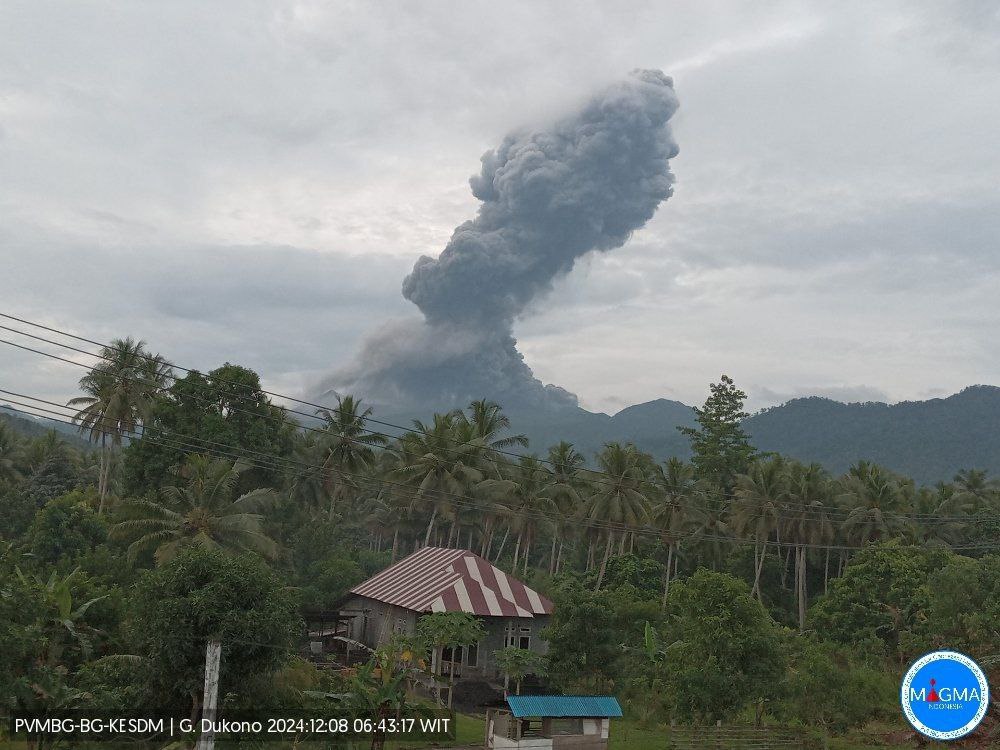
[389,716,918,750]
[389,711,486,748]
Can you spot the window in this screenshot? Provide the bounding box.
[466,642,479,666]
[519,626,531,650]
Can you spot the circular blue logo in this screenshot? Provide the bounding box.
[901,651,989,740]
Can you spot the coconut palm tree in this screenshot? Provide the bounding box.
[460,400,528,479]
[464,400,528,451]
[908,485,965,547]
[286,431,328,513]
[112,454,279,564]
[838,462,909,546]
[392,412,483,547]
[0,421,23,486]
[732,456,788,600]
[588,443,655,590]
[651,458,701,606]
[947,469,999,514]
[545,442,586,574]
[313,395,388,517]
[684,487,731,571]
[782,461,833,630]
[68,338,172,513]
[22,429,76,475]
[480,455,570,576]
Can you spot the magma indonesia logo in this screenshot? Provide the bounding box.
[901,650,990,740]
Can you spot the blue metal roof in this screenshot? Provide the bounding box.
[506,695,623,718]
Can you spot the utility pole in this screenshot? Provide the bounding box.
[195,639,222,750]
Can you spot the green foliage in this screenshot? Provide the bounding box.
[0,546,113,713]
[661,569,785,723]
[0,544,49,709]
[113,454,280,564]
[122,364,294,493]
[775,636,896,732]
[679,374,757,489]
[13,349,996,737]
[599,554,666,597]
[0,419,24,487]
[809,541,952,659]
[128,546,300,711]
[299,554,365,610]
[26,489,107,567]
[75,655,148,712]
[416,611,486,651]
[916,554,1000,657]
[493,647,546,694]
[543,578,623,692]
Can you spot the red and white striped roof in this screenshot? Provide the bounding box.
[349,546,554,618]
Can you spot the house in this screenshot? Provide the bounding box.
[486,695,623,749]
[337,546,553,682]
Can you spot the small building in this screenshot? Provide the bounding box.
[486,695,623,749]
[338,546,553,683]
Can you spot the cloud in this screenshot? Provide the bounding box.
[1,0,998,414]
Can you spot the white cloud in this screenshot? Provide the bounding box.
[1,0,998,412]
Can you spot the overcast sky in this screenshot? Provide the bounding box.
[2,0,998,415]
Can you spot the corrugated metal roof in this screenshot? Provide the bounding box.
[348,546,554,617]
[506,695,623,718]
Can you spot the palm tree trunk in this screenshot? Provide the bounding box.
[494,527,510,563]
[424,506,438,547]
[512,533,522,573]
[661,543,675,610]
[824,548,830,594]
[751,541,766,599]
[595,531,614,591]
[523,534,531,577]
[391,527,399,562]
[485,525,495,558]
[556,541,564,574]
[798,546,807,631]
[549,534,558,575]
[97,434,109,515]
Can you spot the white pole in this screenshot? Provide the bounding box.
[195,639,222,750]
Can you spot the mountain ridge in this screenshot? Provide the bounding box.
[378,385,999,485]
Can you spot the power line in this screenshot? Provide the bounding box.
[0,318,985,524]
[4,390,997,552]
[1,385,981,529]
[0,312,795,492]
[0,307,991,529]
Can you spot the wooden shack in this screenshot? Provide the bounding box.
[486,695,623,750]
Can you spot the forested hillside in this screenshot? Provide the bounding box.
[745,386,1000,484]
[2,341,999,748]
[1,407,93,450]
[452,386,1000,485]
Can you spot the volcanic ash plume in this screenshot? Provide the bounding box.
[323,69,680,411]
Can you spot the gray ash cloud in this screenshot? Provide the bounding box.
[322,69,680,411]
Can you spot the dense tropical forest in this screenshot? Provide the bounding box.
[2,339,999,748]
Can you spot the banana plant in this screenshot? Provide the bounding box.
[16,566,107,666]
